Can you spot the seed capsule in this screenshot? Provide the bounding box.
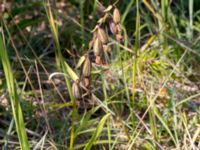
[93,38,103,56]
[82,56,91,77]
[72,81,81,99]
[113,8,121,24]
[98,28,108,44]
[109,20,117,34]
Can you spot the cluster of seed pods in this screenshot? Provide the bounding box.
[110,8,123,41]
[72,5,123,101]
[72,56,92,101]
[90,7,123,65]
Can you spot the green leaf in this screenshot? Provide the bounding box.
[64,62,79,81]
[76,55,86,69]
[0,30,30,150]
[84,113,110,150]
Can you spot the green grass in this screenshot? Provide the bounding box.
[0,0,200,149]
[0,29,30,150]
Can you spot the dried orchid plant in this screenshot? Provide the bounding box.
[72,3,123,105]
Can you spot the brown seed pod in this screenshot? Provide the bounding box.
[113,8,121,24]
[82,56,91,77]
[97,27,108,44]
[93,38,103,56]
[72,80,81,99]
[109,20,117,34]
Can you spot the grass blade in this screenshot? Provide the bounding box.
[84,113,110,150]
[131,0,140,128]
[0,30,30,150]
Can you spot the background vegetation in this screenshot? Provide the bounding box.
[0,0,200,149]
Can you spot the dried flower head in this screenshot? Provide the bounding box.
[109,20,117,34]
[98,27,108,44]
[93,38,103,56]
[72,80,81,99]
[82,56,91,77]
[113,8,121,24]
